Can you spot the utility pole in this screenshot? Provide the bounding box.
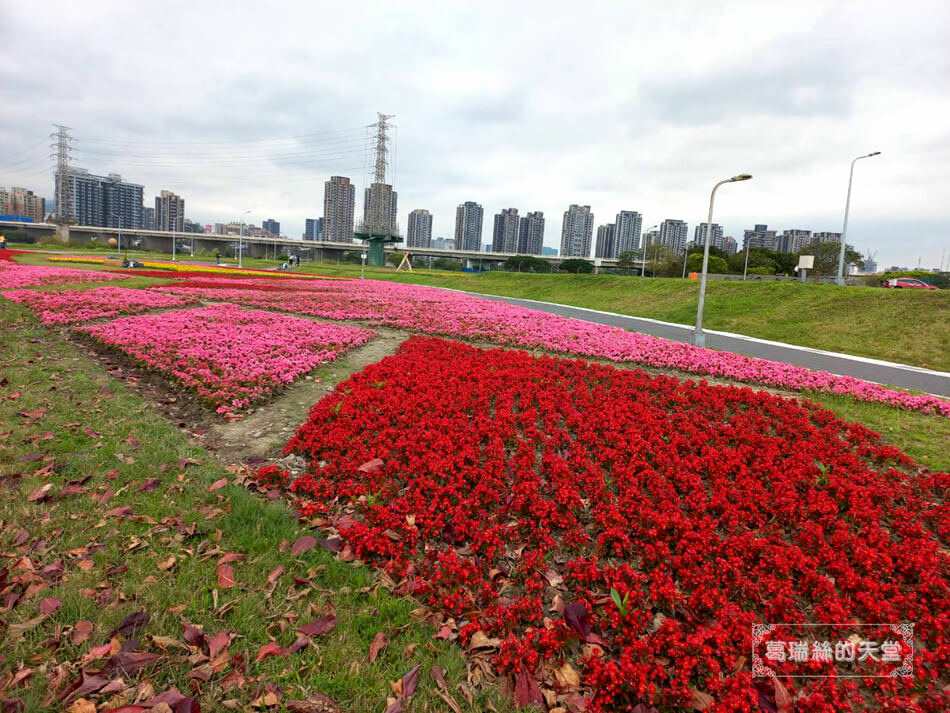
[50,124,75,224]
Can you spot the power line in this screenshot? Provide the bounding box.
[73,125,368,147]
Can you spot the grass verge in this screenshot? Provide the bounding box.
[0,300,511,712]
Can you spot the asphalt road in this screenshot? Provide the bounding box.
[463,292,950,398]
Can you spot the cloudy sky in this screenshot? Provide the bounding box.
[2,0,949,268]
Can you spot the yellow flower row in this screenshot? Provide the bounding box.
[48,255,326,279]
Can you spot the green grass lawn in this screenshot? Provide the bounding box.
[287,263,950,372]
[0,301,512,712]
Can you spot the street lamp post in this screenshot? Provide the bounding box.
[694,174,753,347]
[238,210,251,268]
[641,225,658,277]
[360,240,367,279]
[742,240,751,281]
[837,151,880,286]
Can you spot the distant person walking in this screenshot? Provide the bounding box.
[215,250,220,264]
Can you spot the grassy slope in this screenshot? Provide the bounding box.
[289,263,950,372]
[0,301,511,712]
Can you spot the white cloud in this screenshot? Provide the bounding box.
[1,0,948,267]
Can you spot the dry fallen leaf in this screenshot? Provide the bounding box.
[217,564,236,589]
[369,631,387,662]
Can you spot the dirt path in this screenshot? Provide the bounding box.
[209,327,406,462]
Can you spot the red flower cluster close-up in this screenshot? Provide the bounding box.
[273,337,949,711]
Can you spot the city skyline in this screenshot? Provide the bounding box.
[1,2,949,267]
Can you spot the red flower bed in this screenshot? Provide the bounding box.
[276,337,949,711]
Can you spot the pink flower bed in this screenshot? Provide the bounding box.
[77,303,375,413]
[0,261,131,288]
[152,281,950,418]
[1,286,200,325]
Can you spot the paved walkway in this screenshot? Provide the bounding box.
[461,292,950,398]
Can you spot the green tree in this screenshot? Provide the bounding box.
[686,253,728,274]
[431,257,462,271]
[797,242,864,277]
[728,249,778,275]
[504,255,549,272]
[559,258,594,274]
[616,250,640,275]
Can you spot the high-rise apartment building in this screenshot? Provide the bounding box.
[693,222,724,248]
[303,217,324,241]
[492,208,520,253]
[155,190,185,232]
[657,219,689,255]
[142,206,155,230]
[560,204,593,257]
[263,218,280,236]
[780,229,812,253]
[518,211,544,255]
[454,201,484,252]
[595,224,616,259]
[614,211,643,254]
[363,183,398,234]
[59,169,143,228]
[722,236,738,255]
[324,176,356,243]
[0,187,46,222]
[406,209,433,248]
[743,223,779,251]
[812,231,842,244]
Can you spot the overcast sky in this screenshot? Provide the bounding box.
[2,0,949,268]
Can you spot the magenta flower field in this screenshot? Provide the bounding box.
[1,286,200,325]
[153,280,950,418]
[0,260,132,288]
[77,303,375,413]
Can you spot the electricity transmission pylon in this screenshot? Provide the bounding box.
[50,124,75,224]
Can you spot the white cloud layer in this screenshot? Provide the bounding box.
[1,0,949,268]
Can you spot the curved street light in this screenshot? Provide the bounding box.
[837,151,880,285]
[694,174,753,347]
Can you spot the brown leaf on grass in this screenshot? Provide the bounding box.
[430,665,448,690]
[156,555,177,571]
[105,506,134,519]
[285,694,341,713]
[107,611,150,638]
[27,484,54,502]
[369,632,387,662]
[39,597,61,615]
[102,651,161,677]
[71,620,94,646]
[174,695,201,713]
[401,664,422,698]
[554,662,581,688]
[255,641,283,662]
[219,670,246,692]
[513,670,544,707]
[317,538,342,553]
[11,530,29,547]
[291,535,316,555]
[296,614,336,638]
[182,622,205,648]
[7,615,47,638]
[216,552,245,566]
[9,668,32,688]
[138,478,160,492]
[66,699,96,713]
[188,664,215,681]
[285,634,310,655]
[382,700,404,713]
[266,566,285,585]
[217,564,236,589]
[66,673,109,700]
[208,478,228,492]
[207,630,231,659]
[467,631,501,650]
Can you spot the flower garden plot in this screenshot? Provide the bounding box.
[0,259,132,288]
[153,280,950,418]
[272,336,949,712]
[1,286,200,325]
[77,303,375,414]
[47,254,338,280]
